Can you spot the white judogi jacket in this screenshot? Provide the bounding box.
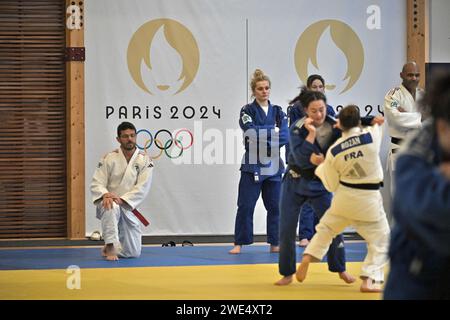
[91,148,153,218]
[383,84,423,141]
[309,124,389,282]
[315,124,384,221]
[384,85,423,177]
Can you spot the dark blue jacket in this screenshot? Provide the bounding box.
[389,119,450,260]
[288,115,374,196]
[239,99,289,181]
[286,102,336,162]
[288,115,340,196]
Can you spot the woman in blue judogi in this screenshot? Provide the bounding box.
[286,74,336,247]
[275,88,360,285]
[229,69,288,254]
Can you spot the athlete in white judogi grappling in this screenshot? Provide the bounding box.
[91,122,153,261]
[296,105,390,292]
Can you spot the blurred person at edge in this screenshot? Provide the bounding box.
[384,73,450,299]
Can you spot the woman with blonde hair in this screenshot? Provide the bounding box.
[230,69,288,254]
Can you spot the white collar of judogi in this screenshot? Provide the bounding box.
[341,126,362,138]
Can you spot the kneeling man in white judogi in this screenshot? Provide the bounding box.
[296,105,390,292]
[91,122,153,261]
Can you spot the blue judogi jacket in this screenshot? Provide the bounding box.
[288,115,374,197]
[239,99,289,181]
[286,101,336,162]
[389,119,450,271]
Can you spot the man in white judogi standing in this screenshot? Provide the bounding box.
[383,61,424,194]
[295,105,390,293]
[91,122,153,261]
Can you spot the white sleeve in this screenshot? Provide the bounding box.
[369,124,383,149]
[90,157,110,205]
[120,156,153,210]
[315,151,340,192]
[384,91,421,130]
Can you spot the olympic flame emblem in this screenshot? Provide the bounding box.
[127,19,200,95]
[294,20,364,94]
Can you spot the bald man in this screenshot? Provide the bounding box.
[383,62,424,197]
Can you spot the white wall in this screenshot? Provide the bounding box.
[430,0,450,62]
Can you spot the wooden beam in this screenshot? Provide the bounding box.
[407,0,429,88]
[66,0,85,239]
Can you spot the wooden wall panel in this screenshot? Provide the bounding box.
[0,0,67,239]
[407,0,429,87]
[65,0,85,239]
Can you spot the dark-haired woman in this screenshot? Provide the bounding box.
[275,88,356,285]
[287,74,336,247]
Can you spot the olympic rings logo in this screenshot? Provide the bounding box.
[136,128,194,159]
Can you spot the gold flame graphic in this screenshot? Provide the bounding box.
[294,20,364,94]
[127,19,200,95]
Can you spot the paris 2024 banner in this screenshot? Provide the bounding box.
[85,0,406,236]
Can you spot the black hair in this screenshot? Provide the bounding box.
[338,105,361,131]
[306,74,325,88]
[117,121,136,137]
[289,74,326,105]
[297,86,327,110]
[419,72,450,123]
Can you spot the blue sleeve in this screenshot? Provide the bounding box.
[289,126,316,169]
[361,116,374,126]
[326,105,336,117]
[276,109,289,147]
[394,155,450,256]
[288,105,304,126]
[264,108,289,150]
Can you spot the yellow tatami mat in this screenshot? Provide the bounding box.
[0,262,383,300]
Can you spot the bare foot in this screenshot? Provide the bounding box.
[270,245,279,253]
[229,245,241,254]
[339,271,356,284]
[105,254,119,261]
[274,275,293,286]
[360,278,382,293]
[103,243,119,261]
[296,254,312,282]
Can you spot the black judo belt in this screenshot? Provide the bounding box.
[340,181,383,190]
[288,165,320,181]
[391,137,404,154]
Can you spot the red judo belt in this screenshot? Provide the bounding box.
[132,209,150,226]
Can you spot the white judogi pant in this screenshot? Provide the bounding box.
[96,203,142,258]
[305,209,390,282]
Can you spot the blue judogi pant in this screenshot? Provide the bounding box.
[234,171,280,246]
[299,203,318,240]
[278,174,346,276]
